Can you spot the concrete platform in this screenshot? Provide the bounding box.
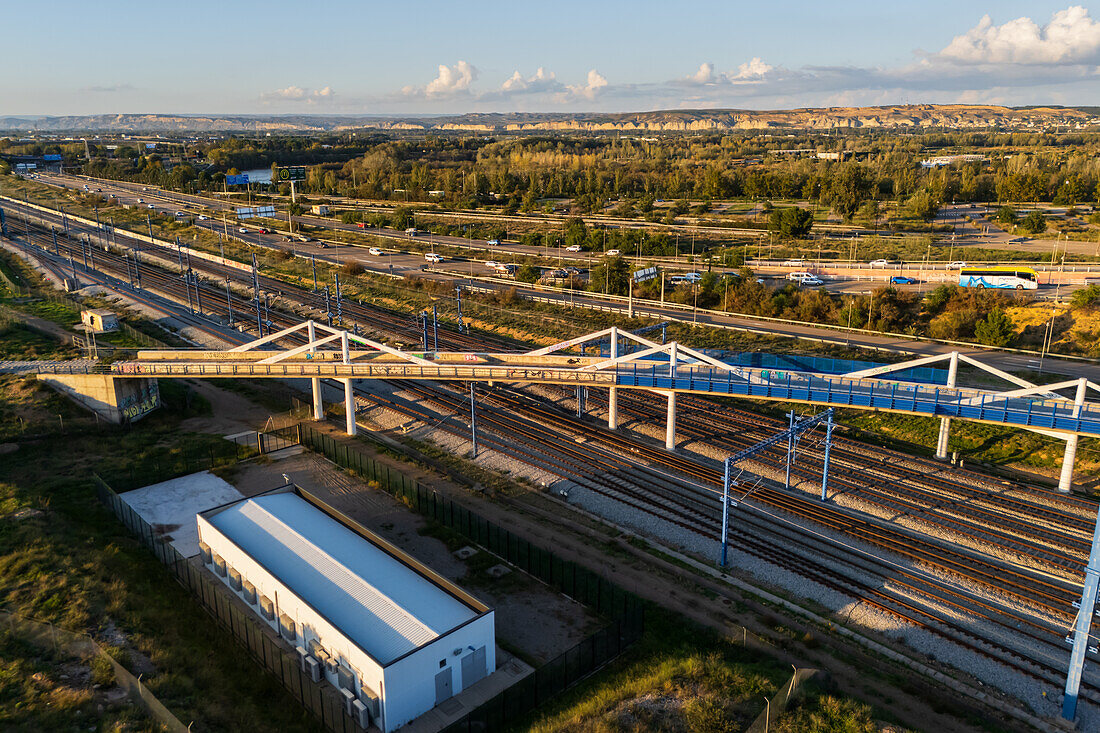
[119,471,244,557]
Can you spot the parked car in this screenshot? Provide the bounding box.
[869,259,889,267]
[782,258,805,267]
[796,276,824,286]
[787,271,816,281]
[425,253,444,263]
[565,244,582,252]
[368,247,384,256]
[946,261,967,269]
[890,276,919,285]
[605,249,621,256]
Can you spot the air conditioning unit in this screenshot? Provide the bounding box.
[198,542,211,564]
[259,596,275,620]
[228,567,242,591]
[242,581,256,605]
[341,688,356,716]
[212,554,226,576]
[360,686,381,720]
[304,656,321,683]
[352,699,371,728]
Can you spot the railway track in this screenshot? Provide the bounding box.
[5,205,1100,709]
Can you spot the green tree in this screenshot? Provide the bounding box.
[974,307,1015,346]
[905,190,941,222]
[515,262,540,283]
[768,207,814,238]
[1020,210,1047,235]
[996,206,1017,225]
[821,164,872,222]
[563,217,588,248]
[588,256,629,296]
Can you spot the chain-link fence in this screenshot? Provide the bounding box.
[0,609,190,732]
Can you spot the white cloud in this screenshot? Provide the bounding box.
[687,63,715,84]
[729,57,773,80]
[261,85,335,104]
[567,69,608,99]
[421,61,478,96]
[939,6,1100,65]
[501,67,559,94]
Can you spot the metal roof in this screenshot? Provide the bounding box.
[206,492,477,664]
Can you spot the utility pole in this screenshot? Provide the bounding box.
[469,383,478,458]
[251,253,263,336]
[225,277,234,326]
[432,303,439,351]
[455,285,465,332]
[311,254,318,291]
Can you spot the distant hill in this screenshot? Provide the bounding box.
[2,105,1095,134]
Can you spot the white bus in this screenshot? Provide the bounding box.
[958,267,1038,290]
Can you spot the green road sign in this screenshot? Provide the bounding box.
[275,166,306,182]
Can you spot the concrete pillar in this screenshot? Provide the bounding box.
[1058,378,1089,493]
[344,379,357,436]
[608,326,619,429]
[307,321,323,421]
[665,390,677,451]
[341,329,356,436]
[935,351,959,461]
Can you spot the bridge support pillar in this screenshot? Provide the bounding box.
[665,390,677,451]
[311,378,323,421]
[344,379,356,436]
[608,326,618,430]
[935,351,959,461]
[1058,378,1089,493]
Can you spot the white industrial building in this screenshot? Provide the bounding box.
[196,486,495,732]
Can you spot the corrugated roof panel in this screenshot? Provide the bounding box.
[207,493,477,664]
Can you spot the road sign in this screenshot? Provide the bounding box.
[236,206,277,220]
[275,166,307,182]
[633,266,659,283]
[42,154,62,162]
[226,174,250,185]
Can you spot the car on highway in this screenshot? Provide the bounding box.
[869,259,889,267]
[367,247,384,256]
[239,227,249,233]
[174,211,186,217]
[425,253,444,263]
[297,235,313,242]
[946,261,967,269]
[564,267,582,276]
[356,222,367,228]
[197,215,208,221]
[256,228,269,234]
[146,203,155,209]
[318,243,329,248]
[484,261,501,270]
[565,244,582,252]
[486,239,501,246]
[782,258,805,267]
[137,198,145,204]
[405,228,418,236]
[890,276,919,285]
[670,272,703,285]
[604,249,621,256]
[795,275,824,286]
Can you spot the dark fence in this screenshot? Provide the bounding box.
[288,423,645,731]
[96,423,644,733]
[94,475,368,733]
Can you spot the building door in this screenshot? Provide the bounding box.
[460,646,487,689]
[434,667,453,705]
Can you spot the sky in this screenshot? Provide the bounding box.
[7,1,1100,116]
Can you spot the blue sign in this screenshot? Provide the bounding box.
[226,174,250,185]
[42,154,62,162]
[145,143,157,149]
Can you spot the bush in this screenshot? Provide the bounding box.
[974,307,1015,346]
[768,207,814,238]
[1071,283,1100,310]
[1019,210,1047,235]
[996,206,1017,225]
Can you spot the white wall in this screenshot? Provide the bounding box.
[197,515,495,733]
[382,613,496,731]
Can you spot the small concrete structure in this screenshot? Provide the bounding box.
[80,308,119,333]
[38,374,160,424]
[310,204,329,216]
[197,485,495,733]
[119,472,244,557]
